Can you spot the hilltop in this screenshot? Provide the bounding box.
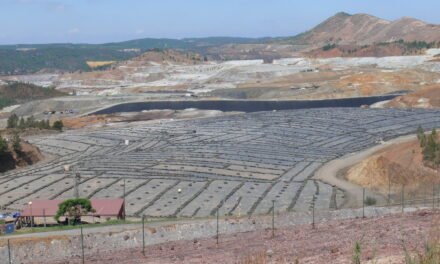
[283,12,440,47]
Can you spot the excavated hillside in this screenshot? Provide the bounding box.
[0,142,43,173]
[345,137,439,195]
[288,12,440,47]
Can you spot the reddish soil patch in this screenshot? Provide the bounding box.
[385,85,440,108]
[45,211,440,264]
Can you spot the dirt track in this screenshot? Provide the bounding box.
[314,134,418,208]
[43,210,440,264]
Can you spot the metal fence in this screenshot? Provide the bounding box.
[2,183,440,264]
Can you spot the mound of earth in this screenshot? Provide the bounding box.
[0,142,43,173]
[345,137,439,195]
[384,85,440,108]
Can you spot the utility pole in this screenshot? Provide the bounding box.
[123,178,126,220]
[74,173,81,198]
[142,215,145,256]
[216,208,219,245]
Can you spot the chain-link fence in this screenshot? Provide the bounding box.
[2,192,440,264]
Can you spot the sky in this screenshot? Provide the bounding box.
[1,0,439,45]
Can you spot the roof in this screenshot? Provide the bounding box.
[21,199,124,217]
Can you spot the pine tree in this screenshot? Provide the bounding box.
[18,117,25,129]
[417,126,426,148]
[7,114,18,129]
[12,131,21,152]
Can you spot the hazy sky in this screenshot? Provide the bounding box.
[1,0,439,44]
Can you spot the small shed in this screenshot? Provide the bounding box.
[20,199,125,225]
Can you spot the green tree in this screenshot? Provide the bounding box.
[0,136,8,154]
[25,115,36,128]
[52,120,64,131]
[18,117,25,129]
[7,114,18,129]
[417,126,426,147]
[11,131,21,152]
[55,198,95,225]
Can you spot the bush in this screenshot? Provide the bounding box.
[52,120,64,131]
[364,196,377,206]
[322,43,337,51]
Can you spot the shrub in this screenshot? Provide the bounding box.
[364,196,377,206]
[352,241,361,264]
[52,120,64,131]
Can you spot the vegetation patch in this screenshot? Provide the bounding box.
[417,126,440,168]
[0,82,67,110]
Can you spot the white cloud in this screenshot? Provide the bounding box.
[135,29,145,35]
[68,28,80,34]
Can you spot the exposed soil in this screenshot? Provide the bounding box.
[0,141,43,172]
[346,136,439,195]
[385,85,440,108]
[43,210,440,264]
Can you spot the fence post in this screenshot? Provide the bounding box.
[142,215,145,256]
[216,208,219,245]
[433,185,435,210]
[8,239,11,264]
[312,198,315,229]
[80,226,85,264]
[362,188,365,218]
[401,185,405,213]
[272,200,275,238]
[43,209,46,228]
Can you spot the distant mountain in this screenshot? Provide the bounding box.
[0,12,439,75]
[0,37,268,75]
[283,12,440,46]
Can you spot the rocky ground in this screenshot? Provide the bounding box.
[42,210,440,264]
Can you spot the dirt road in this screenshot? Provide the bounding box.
[314,134,417,208]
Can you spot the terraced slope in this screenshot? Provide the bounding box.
[2,108,440,218]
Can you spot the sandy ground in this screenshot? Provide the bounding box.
[42,210,440,264]
[314,134,418,208]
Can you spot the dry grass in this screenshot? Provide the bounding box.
[86,61,115,68]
